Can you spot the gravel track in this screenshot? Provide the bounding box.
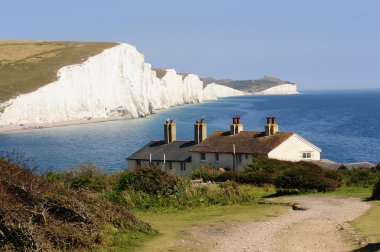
[186,197,371,252]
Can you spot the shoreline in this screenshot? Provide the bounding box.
[0,117,133,134]
[0,92,301,134]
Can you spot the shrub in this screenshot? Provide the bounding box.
[191,163,221,181]
[0,157,151,251]
[44,163,110,191]
[371,178,380,200]
[117,165,185,197]
[274,165,340,192]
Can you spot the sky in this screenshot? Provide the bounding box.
[1,0,379,90]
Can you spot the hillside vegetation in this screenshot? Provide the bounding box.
[0,41,117,102]
[201,76,296,93]
[0,157,151,251]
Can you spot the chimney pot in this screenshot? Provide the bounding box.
[271,116,276,124]
[200,118,204,123]
[237,116,241,124]
[266,116,271,124]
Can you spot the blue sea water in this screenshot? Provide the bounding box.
[0,90,379,172]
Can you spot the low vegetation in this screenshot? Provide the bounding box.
[371,178,380,200]
[0,41,117,102]
[2,154,379,251]
[192,159,380,194]
[0,157,151,251]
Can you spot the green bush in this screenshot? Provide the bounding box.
[191,163,221,181]
[116,165,185,196]
[371,178,380,200]
[44,163,110,191]
[274,165,340,192]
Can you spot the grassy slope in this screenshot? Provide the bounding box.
[351,201,380,244]
[0,157,151,251]
[0,40,117,102]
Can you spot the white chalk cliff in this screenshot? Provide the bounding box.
[0,43,245,126]
[254,84,299,95]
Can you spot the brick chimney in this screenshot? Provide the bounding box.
[270,116,279,135]
[265,116,272,136]
[164,119,176,144]
[230,116,243,135]
[194,118,207,144]
[265,116,279,136]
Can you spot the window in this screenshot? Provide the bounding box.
[168,162,173,170]
[136,160,141,167]
[156,161,160,166]
[215,153,219,161]
[302,152,312,159]
[245,154,249,159]
[200,153,206,161]
[238,154,242,163]
[181,162,186,171]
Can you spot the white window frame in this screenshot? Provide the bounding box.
[181,162,186,171]
[302,152,312,159]
[200,153,206,162]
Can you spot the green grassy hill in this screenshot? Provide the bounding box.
[0,41,117,102]
[201,76,296,93]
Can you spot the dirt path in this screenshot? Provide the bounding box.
[185,197,371,252]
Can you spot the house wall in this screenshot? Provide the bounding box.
[268,134,321,161]
[127,159,192,176]
[191,152,253,172]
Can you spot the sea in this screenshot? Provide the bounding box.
[0,89,379,173]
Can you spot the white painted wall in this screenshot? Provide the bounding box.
[127,159,192,176]
[191,152,253,172]
[268,134,321,161]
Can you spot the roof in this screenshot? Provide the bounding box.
[127,140,195,162]
[310,159,343,170]
[342,162,376,170]
[190,130,295,155]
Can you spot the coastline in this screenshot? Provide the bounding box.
[0,92,303,134]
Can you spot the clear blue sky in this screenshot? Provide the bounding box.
[1,0,379,90]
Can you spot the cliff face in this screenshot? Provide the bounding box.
[201,76,299,94]
[0,43,243,126]
[254,84,299,95]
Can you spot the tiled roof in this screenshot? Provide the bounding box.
[127,140,195,162]
[190,130,295,155]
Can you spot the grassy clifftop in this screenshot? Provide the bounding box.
[0,41,117,102]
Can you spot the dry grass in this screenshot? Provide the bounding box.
[0,157,151,251]
[0,40,118,102]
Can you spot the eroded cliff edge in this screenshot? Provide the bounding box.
[0,43,244,130]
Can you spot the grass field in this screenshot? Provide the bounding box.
[0,40,117,102]
[351,201,380,245]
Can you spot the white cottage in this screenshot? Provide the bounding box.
[127,116,321,175]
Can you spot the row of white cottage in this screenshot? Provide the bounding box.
[127,116,321,176]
